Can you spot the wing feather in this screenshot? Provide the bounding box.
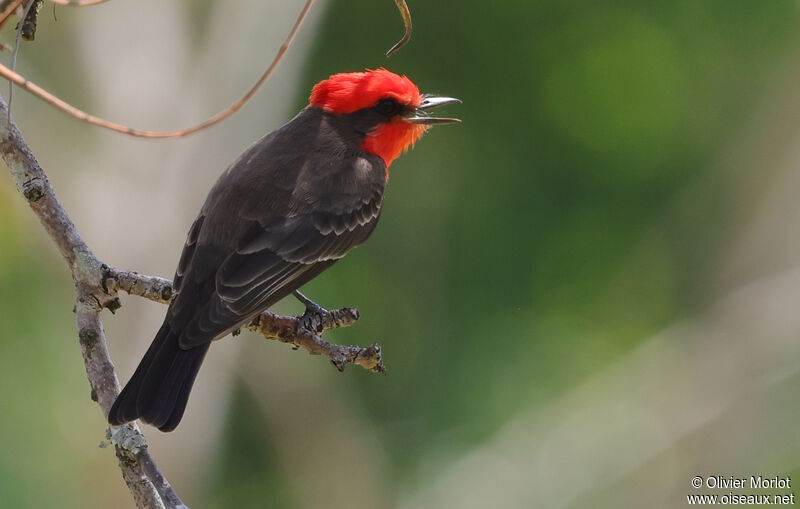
[175,188,383,350]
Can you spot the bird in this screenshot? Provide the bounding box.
[108,68,460,432]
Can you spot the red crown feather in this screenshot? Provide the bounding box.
[309,68,422,114]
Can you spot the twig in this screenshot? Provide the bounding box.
[49,0,108,5]
[248,309,385,373]
[103,267,173,305]
[0,0,25,30]
[386,0,412,57]
[0,0,315,138]
[8,0,36,119]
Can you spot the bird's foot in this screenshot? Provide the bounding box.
[295,290,332,333]
[294,290,360,334]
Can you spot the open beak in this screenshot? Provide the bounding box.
[405,95,461,125]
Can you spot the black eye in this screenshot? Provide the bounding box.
[376,98,402,117]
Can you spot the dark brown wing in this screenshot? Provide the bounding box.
[169,117,387,349]
[177,190,383,349]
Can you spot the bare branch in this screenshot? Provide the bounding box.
[0,91,181,509]
[110,425,188,509]
[248,309,385,373]
[77,299,171,509]
[0,82,95,274]
[104,267,173,305]
[0,0,314,138]
[137,446,189,509]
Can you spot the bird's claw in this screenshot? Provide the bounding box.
[330,356,347,372]
[299,312,323,334]
[295,290,331,333]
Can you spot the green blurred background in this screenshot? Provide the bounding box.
[3,0,800,507]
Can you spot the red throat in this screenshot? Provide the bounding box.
[360,121,429,169]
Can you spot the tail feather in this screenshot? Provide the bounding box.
[108,322,209,432]
[108,322,173,426]
[157,349,208,432]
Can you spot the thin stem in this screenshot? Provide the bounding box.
[0,0,315,138]
[386,0,412,56]
[8,0,37,118]
[49,0,108,6]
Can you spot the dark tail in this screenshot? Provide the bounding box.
[108,322,210,432]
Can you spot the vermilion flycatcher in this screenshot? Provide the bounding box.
[109,68,460,431]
